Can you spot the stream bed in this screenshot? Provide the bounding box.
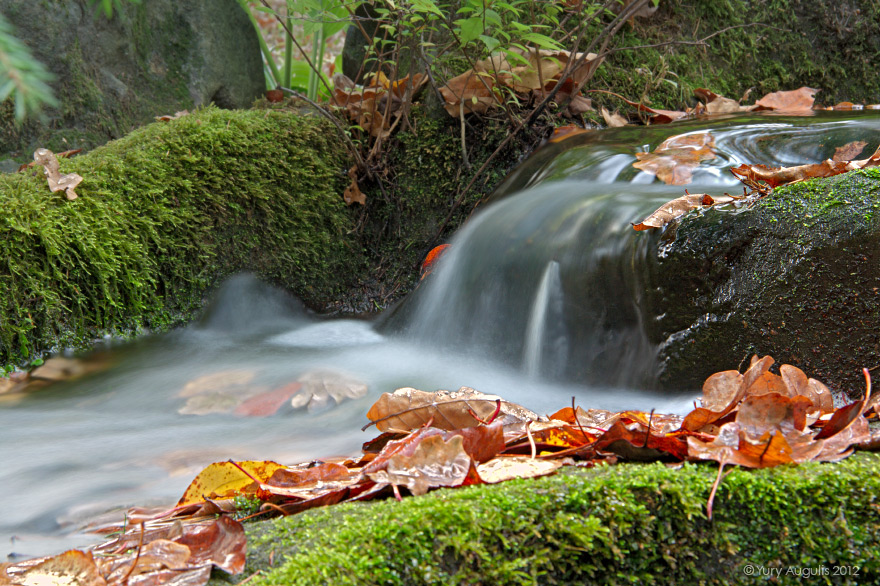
[3,111,879,559]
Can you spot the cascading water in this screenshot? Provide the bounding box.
[3,111,880,558]
[522,261,564,378]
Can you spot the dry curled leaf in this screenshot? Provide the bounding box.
[367,434,474,496]
[342,165,366,206]
[34,148,83,200]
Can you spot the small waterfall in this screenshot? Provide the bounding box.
[523,261,562,377]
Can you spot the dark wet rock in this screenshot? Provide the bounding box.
[646,169,880,399]
[0,0,263,161]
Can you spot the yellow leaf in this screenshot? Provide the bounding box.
[177,460,286,506]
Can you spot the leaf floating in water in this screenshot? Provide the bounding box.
[632,192,733,231]
[832,140,868,162]
[632,132,716,185]
[291,369,368,411]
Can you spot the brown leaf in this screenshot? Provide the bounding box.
[600,106,628,127]
[155,110,190,122]
[367,434,473,496]
[34,148,84,200]
[753,87,818,112]
[731,146,880,189]
[632,192,729,231]
[633,132,716,185]
[172,517,246,575]
[693,88,747,114]
[476,456,562,483]
[342,165,365,206]
[365,386,537,432]
[265,89,284,103]
[593,420,688,461]
[680,370,745,432]
[832,140,868,162]
[439,70,499,116]
[3,550,107,586]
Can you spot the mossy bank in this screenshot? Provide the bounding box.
[0,107,363,368]
[219,452,880,585]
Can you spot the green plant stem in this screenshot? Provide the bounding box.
[307,21,324,100]
[238,0,282,88]
[283,2,294,88]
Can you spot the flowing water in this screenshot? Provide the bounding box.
[3,111,880,559]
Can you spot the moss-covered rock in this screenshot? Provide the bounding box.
[226,452,880,585]
[0,107,363,368]
[587,0,880,112]
[646,168,880,398]
[0,0,264,165]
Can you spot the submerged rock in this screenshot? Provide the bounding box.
[647,168,880,399]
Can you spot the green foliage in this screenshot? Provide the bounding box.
[239,0,353,99]
[242,453,880,585]
[0,107,362,368]
[0,12,58,121]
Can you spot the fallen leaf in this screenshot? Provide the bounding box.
[367,434,474,496]
[632,132,717,185]
[693,88,747,114]
[832,140,867,162]
[365,387,538,432]
[3,550,106,586]
[234,382,302,417]
[265,89,284,103]
[419,244,451,280]
[632,193,731,231]
[342,165,365,206]
[34,148,84,200]
[155,110,190,122]
[730,146,880,190]
[291,369,368,411]
[600,106,628,127]
[477,456,562,483]
[177,460,286,506]
[752,87,818,113]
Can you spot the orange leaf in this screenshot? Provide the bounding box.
[753,87,818,112]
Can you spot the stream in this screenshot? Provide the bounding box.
[3,111,880,559]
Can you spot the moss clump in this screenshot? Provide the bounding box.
[584,0,880,112]
[0,107,363,367]
[234,453,879,585]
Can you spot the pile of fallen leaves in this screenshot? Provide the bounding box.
[4,356,878,586]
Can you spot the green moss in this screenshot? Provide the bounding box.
[584,0,880,112]
[234,453,880,585]
[0,106,363,368]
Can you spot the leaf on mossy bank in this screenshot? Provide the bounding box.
[440,48,601,118]
[632,132,717,185]
[752,87,819,113]
[730,145,880,189]
[331,72,426,138]
[34,148,83,200]
[693,88,747,114]
[3,517,246,586]
[342,165,365,206]
[367,434,475,496]
[365,386,539,432]
[178,460,287,506]
[600,107,628,127]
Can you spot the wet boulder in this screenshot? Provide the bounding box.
[0,0,263,163]
[646,168,880,399]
